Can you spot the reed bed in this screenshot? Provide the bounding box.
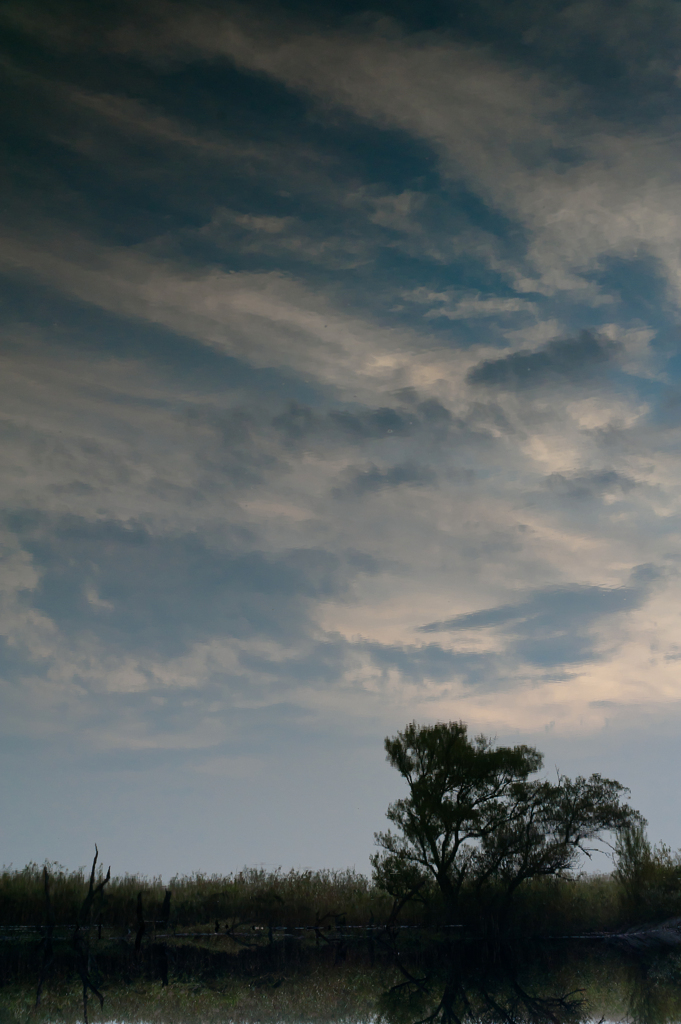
[0,863,397,930]
[2,856,681,934]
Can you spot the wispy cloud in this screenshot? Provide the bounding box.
[3,0,681,871]
[92,4,681,305]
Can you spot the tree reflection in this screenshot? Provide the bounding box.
[624,951,681,1024]
[379,955,588,1024]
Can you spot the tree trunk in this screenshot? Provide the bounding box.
[436,871,458,921]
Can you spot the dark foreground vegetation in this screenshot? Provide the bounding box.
[3,720,681,1022]
[3,907,681,1024]
[6,720,676,937]
[371,720,639,929]
[2,844,681,940]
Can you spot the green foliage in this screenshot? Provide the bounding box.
[165,866,394,927]
[495,872,625,937]
[373,720,640,924]
[372,720,544,910]
[0,721,672,944]
[0,863,396,930]
[615,821,656,905]
[0,862,113,928]
[615,822,681,922]
[0,858,663,942]
[369,852,432,910]
[476,772,638,902]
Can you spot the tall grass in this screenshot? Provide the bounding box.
[614,822,681,922]
[3,854,681,934]
[499,872,625,937]
[0,863,396,930]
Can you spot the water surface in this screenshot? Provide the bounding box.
[2,926,680,1024]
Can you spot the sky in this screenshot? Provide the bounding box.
[2,0,681,880]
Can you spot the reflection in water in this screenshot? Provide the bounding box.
[3,929,681,1024]
[379,959,586,1024]
[379,941,681,1024]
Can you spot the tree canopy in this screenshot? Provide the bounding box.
[372,721,640,917]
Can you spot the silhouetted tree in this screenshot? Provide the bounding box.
[372,721,639,921]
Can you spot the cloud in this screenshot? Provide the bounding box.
[199,207,372,269]
[358,638,483,683]
[0,231,483,402]
[467,331,621,388]
[87,4,681,306]
[271,397,485,451]
[420,578,649,633]
[419,565,661,666]
[272,401,419,443]
[332,461,437,498]
[2,60,513,279]
[545,469,638,499]
[527,0,681,86]
[10,512,365,658]
[405,288,537,321]
[9,2,681,315]
[10,1,681,895]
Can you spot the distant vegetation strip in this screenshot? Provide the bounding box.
[0,864,396,930]
[2,858,681,937]
[5,721,681,940]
